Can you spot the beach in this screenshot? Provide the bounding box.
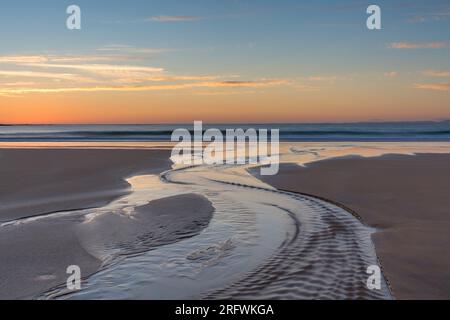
[256,154,450,300]
[0,146,449,300]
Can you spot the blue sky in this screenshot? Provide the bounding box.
[1,0,449,74]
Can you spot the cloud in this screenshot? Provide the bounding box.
[112,75,218,84]
[406,16,427,24]
[3,82,35,86]
[0,50,293,97]
[407,12,450,24]
[384,71,398,78]
[0,85,191,95]
[19,63,218,84]
[414,83,450,91]
[202,79,290,88]
[149,15,200,22]
[0,46,172,66]
[295,84,320,92]
[23,63,164,74]
[307,76,337,82]
[0,56,49,63]
[0,70,92,82]
[96,44,173,55]
[0,54,168,86]
[0,54,139,64]
[0,78,289,96]
[49,56,123,63]
[20,63,165,81]
[423,70,450,77]
[388,42,448,49]
[0,54,226,88]
[192,90,258,96]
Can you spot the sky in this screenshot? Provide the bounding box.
[0,0,449,124]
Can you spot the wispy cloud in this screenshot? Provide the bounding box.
[0,45,173,67]
[0,70,92,82]
[406,12,450,24]
[23,63,164,74]
[307,76,337,82]
[384,71,398,78]
[0,54,137,64]
[96,44,173,55]
[206,79,290,88]
[294,84,320,92]
[149,15,201,22]
[0,50,294,97]
[414,83,450,91]
[192,90,259,96]
[49,56,123,63]
[388,41,448,49]
[0,79,288,96]
[423,70,450,77]
[3,81,36,86]
[0,56,49,63]
[406,16,427,24]
[112,75,218,84]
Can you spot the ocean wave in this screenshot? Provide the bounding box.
[2,123,450,142]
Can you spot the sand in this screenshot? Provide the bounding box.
[0,149,170,222]
[2,148,449,300]
[255,153,450,300]
[0,149,214,299]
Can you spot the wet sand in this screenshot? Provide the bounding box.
[2,148,449,300]
[255,153,450,300]
[0,149,170,222]
[0,149,214,299]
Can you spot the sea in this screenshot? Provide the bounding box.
[1,121,450,142]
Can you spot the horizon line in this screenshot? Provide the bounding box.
[1,120,450,126]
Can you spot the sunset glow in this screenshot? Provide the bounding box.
[0,0,449,124]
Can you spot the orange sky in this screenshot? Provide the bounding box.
[1,77,449,124]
